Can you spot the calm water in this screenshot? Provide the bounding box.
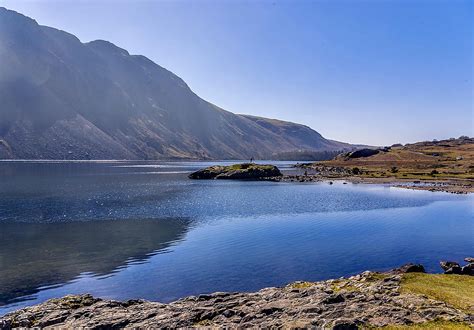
[0,161,472,315]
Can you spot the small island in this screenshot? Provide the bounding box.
[189,163,282,180]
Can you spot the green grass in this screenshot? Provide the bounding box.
[377,321,471,329]
[288,281,314,289]
[400,273,474,312]
[227,163,274,171]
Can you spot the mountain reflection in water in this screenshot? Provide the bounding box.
[0,218,191,305]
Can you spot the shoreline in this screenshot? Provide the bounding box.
[274,174,474,194]
[1,264,472,328]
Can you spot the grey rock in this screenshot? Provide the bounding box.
[1,271,470,328]
[461,263,474,276]
[440,261,460,271]
[445,266,462,275]
[323,294,345,304]
[392,263,426,274]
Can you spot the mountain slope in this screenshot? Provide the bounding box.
[0,8,352,160]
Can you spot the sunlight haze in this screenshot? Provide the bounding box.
[1,0,472,145]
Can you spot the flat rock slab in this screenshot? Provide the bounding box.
[1,272,471,329]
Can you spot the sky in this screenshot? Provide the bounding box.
[0,0,472,145]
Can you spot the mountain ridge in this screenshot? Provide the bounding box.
[0,7,353,160]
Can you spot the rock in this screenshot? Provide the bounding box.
[461,263,474,276]
[322,294,345,304]
[347,148,380,159]
[445,266,462,275]
[188,165,226,179]
[464,257,474,263]
[392,263,426,274]
[332,319,359,330]
[189,163,282,180]
[0,269,471,328]
[440,261,460,271]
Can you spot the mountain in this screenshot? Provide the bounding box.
[0,8,352,160]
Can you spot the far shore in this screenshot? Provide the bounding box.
[2,156,472,194]
[274,173,474,194]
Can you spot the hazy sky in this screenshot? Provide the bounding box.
[1,0,472,145]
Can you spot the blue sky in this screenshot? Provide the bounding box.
[1,0,472,145]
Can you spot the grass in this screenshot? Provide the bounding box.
[331,281,359,292]
[193,319,213,326]
[377,321,471,329]
[318,138,474,183]
[400,273,474,312]
[227,163,275,171]
[288,281,315,289]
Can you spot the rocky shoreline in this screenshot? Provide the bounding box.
[1,263,473,329]
[188,163,472,194]
[274,173,473,194]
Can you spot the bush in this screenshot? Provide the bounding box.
[352,167,360,175]
[391,166,398,173]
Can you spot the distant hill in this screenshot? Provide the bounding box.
[323,137,474,181]
[0,8,352,160]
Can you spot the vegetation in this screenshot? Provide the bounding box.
[319,138,474,182]
[400,273,474,311]
[189,163,282,180]
[378,321,471,329]
[289,281,315,289]
[227,163,275,171]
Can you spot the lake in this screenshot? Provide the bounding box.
[0,160,472,315]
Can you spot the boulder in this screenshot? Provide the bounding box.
[445,266,462,275]
[347,148,379,158]
[439,261,460,271]
[402,263,426,273]
[464,257,474,263]
[461,263,474,276]
[392,263,426,274]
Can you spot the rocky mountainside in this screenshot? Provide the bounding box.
[0,8,352,160]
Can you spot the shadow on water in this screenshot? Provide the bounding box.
[0,218,192,306]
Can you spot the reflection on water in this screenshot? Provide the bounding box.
[0,218,191,306]
[0,161,472,315]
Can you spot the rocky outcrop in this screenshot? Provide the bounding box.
[347,148,380,159]
[1,269,471,329]
[389,263,426,274]
[440,259,474,276]
[188,163,282,180]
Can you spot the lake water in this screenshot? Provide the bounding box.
[0,161,472,315]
